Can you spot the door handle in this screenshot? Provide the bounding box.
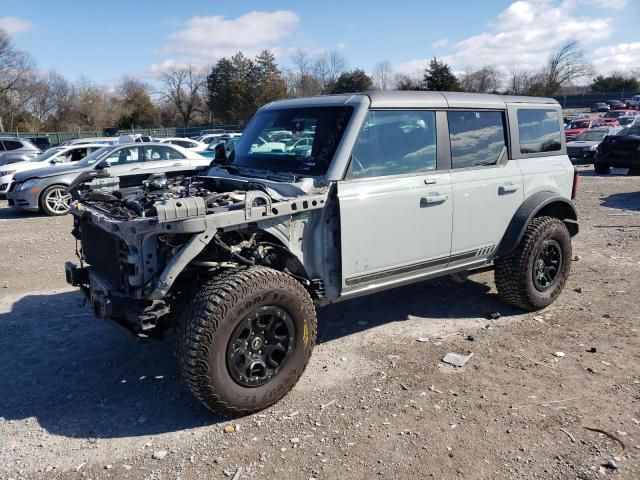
[172,162,187,167]
[499,183,520,194]
[423,176,437,185]
[420,194,448,207]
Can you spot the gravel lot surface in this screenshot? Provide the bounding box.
[0,168,639,479]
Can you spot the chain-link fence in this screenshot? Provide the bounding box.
[553,91,640,109]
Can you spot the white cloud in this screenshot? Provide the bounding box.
[576,0,628,9]
[395,1,615,76]
[592,42,640,73]
[0,16,33,35]
[432,38,448,49]
[156,10,299,70]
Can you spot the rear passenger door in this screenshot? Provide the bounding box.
[448,110,523,261]
[509,106,573,202]
[338,110,453,292]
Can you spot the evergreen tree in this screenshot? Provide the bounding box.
[329,69,374,94]
[422,58,460,91]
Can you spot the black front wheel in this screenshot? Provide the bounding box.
[495,217,572,311]
[176,266,317,417]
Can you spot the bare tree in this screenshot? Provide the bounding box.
[505,66,534,95]
[372,61,393,90]
[459,66,502,93]
[287,49,347,97]
[541,41,594,95]
[0,29,36,131]
[393,73,421,90]
[157,65,205,127]
[25,71,71,129]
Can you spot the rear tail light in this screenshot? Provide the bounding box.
[571,168,579,200]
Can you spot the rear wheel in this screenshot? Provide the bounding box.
[176,266,317,417]
[40,184,72,216]
[594,161,610,175]
[495,216,572,311]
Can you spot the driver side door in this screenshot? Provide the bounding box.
[337,110,453,293]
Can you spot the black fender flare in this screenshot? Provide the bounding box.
[494,191,579,257]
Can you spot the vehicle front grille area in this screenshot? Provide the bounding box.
[81,222,126,290]
[567,147,580,157]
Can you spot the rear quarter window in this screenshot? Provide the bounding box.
[517,109,562,154]
[2,140,23,150]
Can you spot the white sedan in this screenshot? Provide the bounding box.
[159,137,208,152]
[0,143,105,197]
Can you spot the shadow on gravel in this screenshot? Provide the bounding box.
[0,202,45,220]
[0,277,521,439]
[0,290,218,440]
[600,191,640,212]
[317,277,522,343]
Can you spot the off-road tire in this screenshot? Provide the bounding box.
[594,161,610,175]
[176,266,317,417]
[39,184,72,216]
[494,216,572,311]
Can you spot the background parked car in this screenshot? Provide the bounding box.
[60,137,119,147]
[624,95,640,109]
[591,102,610,112]
[566,128,621,164]
[606,99,626,110]
[26,136,51,151]
[618,116,637,127]
[0,138,41,166]
[7,143,210,216]
[158,137,208,151]
[594,125,640,174]
[0,144,104,198]
[565,118,607,141]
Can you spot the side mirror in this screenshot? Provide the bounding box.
[96,159,112,170]
[211,142,228,165]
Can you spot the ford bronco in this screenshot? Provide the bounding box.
[65,91,579,416]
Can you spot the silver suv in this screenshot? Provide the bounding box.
[65,91,579,417]
[0,137,41,166]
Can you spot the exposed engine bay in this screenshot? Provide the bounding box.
[76,173,274,220]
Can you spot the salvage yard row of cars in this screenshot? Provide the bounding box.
[563,106,640,165]
[0,128,326,215]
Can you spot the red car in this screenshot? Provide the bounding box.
[565,118,606,141]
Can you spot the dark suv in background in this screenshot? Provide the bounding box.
[594,125,640,174]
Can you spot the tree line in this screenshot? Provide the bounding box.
[1,28,638,133]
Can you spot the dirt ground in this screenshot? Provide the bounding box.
[0,168,638,480]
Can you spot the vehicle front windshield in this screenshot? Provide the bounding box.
[31,147,66,162]
[74,146,113,166]
[574,130,607,141]
[229,106,354,176]
[619,126,640,136]
[569,121,589,129]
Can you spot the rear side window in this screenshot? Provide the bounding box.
[517,109,562,154]
[145,145,185,160]
[448,111,506,169]
[105,146,141,165]
[3,140,22,150]
[351,110,437,179]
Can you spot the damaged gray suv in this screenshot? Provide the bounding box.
[66,91,579,417]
